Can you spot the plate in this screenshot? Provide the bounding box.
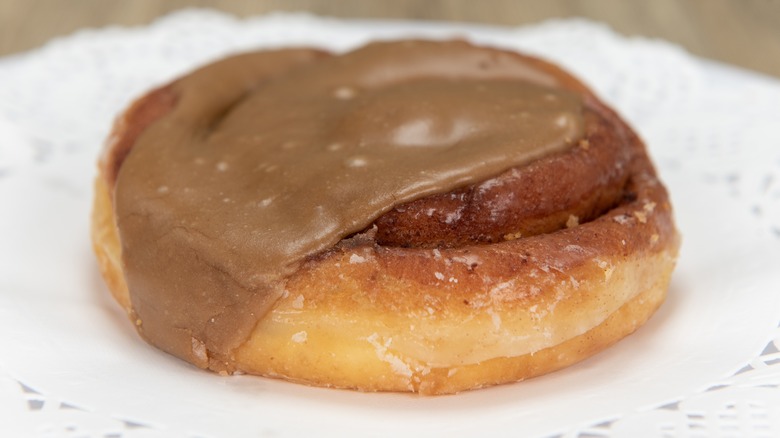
[1,11,779,437]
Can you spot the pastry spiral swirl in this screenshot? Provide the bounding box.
[92,40,679,394]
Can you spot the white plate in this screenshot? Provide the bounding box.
[1,11,779,437]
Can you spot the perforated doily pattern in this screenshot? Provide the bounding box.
[0,10,778,437]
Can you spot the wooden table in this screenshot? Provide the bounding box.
[1,0,779,78]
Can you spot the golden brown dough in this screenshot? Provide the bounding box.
[92,40,680,394]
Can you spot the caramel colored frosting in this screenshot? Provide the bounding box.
[114,41,585,368]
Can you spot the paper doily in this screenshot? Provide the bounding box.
[1,10,779,438]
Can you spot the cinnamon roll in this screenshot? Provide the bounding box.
[91,40,680,394]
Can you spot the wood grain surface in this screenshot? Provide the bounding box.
[1,0,779,78]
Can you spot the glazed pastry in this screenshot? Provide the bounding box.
[92,40,680,394]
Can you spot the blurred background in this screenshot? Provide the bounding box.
[1,0,779,78]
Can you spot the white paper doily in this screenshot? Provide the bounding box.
[1,10,779,438]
